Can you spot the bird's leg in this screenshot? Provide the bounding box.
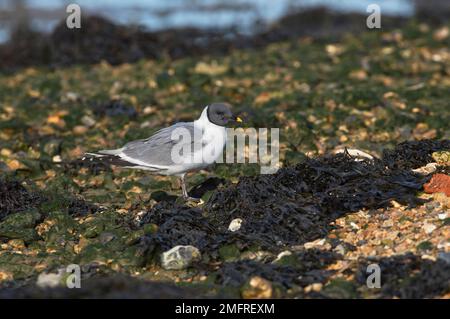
[180,174,189,198]
[180,174,200,202]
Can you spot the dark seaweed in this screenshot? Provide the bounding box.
[139,140,448,255]
[0,179,44,222]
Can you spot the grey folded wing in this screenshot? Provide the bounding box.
[121,122,203,166]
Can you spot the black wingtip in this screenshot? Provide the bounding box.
[81,153,139,167]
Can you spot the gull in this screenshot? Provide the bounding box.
[82,103,242,200]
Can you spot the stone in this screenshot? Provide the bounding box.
[73,125,88,135]
[194,61,228,76]
[433,26,449,41]
[334,244,346,255]
[99,232,116,244]
[304,283,323,293]
[43,139,62,156]
[422,223,437,234]
[161,245,201,270]
[81,115,96,128]
[432,151,450,166]
[304,238,330,250]
[7,239,25,250]
[36,269,65,288]
[65,92,79,101]
[432,193,450,208]
[273,250,292,263]
[52,155,62,163]
[0,271,13,281]
[423,174,450,196]
[241,276,272,299]
[382,220,394,228]
[438,252,450,264]
[350,222,360,230]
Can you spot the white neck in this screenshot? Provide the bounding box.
[194,105,227,152]
[195,105,214,128]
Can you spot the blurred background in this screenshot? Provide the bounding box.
[0,0,449,70]
[0,0,418,41]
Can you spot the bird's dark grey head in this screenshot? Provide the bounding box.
[206,102,241,126]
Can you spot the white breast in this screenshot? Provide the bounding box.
[162,114,226,176]
[198,121,226,164]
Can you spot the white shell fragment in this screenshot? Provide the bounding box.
[335,148,375,161]
[412,163,438,175]
[228,218,243,232]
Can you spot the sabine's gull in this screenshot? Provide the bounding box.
[83,103,242,200]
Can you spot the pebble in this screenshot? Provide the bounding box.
[73,125,88,135]
[437,252,450,264]
[382,220,394,228]
[273,250,292,263]
[240,250,272,262]
[241,276,272,299]
[422,223,437,234]
[143,106,157,115]
[0,271,13,281]
[350,222,360,230]
[7,239,25,250]
[161,245,201,270]
[228,218,243,232]
[304,238,327,249]
[36,269,65,288]
[65,92,79,101]
[0,148,12,156]
[425,201,439,211]
[81,115,96,128]
[433,26,449,41]
[421,254,436,261]
[304,283,323,293]
[423,174,450,196]
[334,244,346,255]
[99,232,116,244]
[52,155,62,163]
[432,193,450,208]
[133,210,147,227]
